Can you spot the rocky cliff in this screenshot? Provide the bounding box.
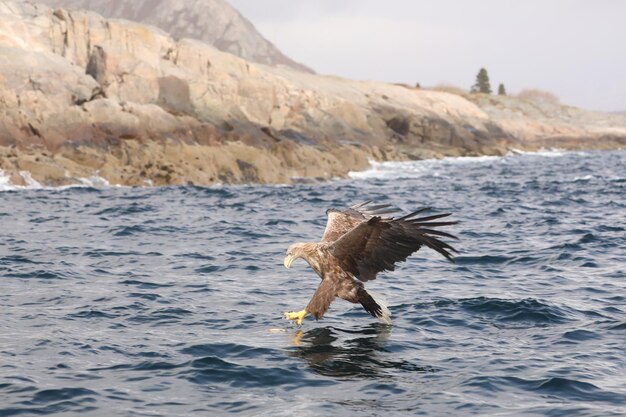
[0,1,625,187]
[37,0,313,73]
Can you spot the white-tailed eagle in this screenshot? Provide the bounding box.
[283,201,457,325]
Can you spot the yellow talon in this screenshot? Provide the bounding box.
[283,309,308,326]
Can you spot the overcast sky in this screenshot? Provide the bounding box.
[228,0,626,112]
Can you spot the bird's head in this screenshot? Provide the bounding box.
[284,243,310,269]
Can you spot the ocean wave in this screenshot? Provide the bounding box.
[459,297,575,325]
[348,155,500,180]
[507,147,579,157]
[462,375,625,404]
[1,387,99,415]
[0,169,113,192]
[348,148,580,180]
[0,169,41,191]
[4,269,68,280]
[180,342,278,359]
[180,355,335,389]
[2,149,625,416]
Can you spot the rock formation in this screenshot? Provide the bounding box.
[0,1,625,187]
[37,0,314,73]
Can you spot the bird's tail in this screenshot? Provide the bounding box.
[360,289,392,325]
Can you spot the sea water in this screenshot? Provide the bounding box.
[1,150,625,416]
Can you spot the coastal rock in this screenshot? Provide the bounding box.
[37,0,314,73]
[0,0,625,187]
[0,140,372,186]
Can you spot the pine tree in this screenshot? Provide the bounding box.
[471,68,492,94]
[498,83,506,96]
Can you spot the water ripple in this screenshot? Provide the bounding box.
[1,150,625,416]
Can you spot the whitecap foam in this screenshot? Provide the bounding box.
[508,147,587,158]
[349,149,580,180]
[349,154,503,180]
[76,174,111,188]
[0,169,14,191]
[0,169,116,192]
[0,170,42,191]
[19,171,42,188]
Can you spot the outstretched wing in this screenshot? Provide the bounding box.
[321,200,399,242]
[329,209,458,281]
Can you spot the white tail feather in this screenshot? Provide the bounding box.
[368,290,392,325]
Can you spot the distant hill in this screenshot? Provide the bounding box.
[38,0,314,73]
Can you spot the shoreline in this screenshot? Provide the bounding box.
[1,2,625,190]
[2,146,623,192]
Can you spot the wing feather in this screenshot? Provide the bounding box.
[329,210,458,281]
[350,200,372,210]
[320,200,400,242]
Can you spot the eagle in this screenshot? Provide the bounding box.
[283,201,458,325]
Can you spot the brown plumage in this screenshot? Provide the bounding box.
[283,201,458,325]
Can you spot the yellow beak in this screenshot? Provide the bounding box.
[284,255,295,269]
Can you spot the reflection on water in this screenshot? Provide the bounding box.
[287,325,433,379]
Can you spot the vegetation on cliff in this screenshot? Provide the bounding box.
[471,68,492,95]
